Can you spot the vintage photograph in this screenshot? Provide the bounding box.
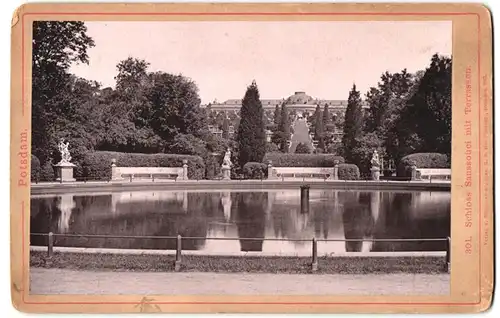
[27,19,454,297]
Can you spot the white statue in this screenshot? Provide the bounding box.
[222,148,232,167]
[58,138,72,164]
[371,150,380,168]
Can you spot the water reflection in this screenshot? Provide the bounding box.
[30,189,450,254]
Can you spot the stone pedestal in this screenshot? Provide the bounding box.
[331,160,340,180]
[182,159,189,180]
[410,164,418,181]
[221,164,231,180]
[54,163,76,182]
[267,161,278,180]
[370,167,380,181]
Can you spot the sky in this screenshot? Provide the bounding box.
[70,21,451,104]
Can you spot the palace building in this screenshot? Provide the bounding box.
[203,91,369,147]
[203,91,369,118]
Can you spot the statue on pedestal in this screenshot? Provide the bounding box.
[371,150,380,168]
[370,150,381,181]
[57,139,72,165]
[222,148,232,167]
[54,138,76,182]
[221,148,232,180]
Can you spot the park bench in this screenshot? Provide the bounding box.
[416,168,451,180]
[112,166,188,181]
[120,173,179,181]
[269,167,335,180]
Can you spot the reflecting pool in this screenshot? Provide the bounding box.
[30,189,450,255]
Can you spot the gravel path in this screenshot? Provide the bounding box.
[30,268,449,295]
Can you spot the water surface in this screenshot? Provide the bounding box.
[30,189,450,255]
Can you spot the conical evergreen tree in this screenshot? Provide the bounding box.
[222,115,230,139]
[237,80,266,167]
[342,84,364,162]
[323,104,331,127]
[314,105,324,149]
[278,103,290,152]
[273,104,281,127]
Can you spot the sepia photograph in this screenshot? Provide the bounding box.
[9,2,493,314]
[28,19,453,296]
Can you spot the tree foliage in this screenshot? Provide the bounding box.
[31,25,451,184]
[323,104,331,127]
[222,116,230,139]
[351,132,385,175]
[237,80,267,167]
[394,54,452,157]
[32,21,95,164]
[273,104,281,127]
[275,103,291,152]
[295,142,311,154]
[342,84,363,163]
[314,105,325,150]
[32,22,212,176]
[346,54,451,171]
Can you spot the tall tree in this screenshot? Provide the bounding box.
[148,72,203,146]
[273,104,281,127]
[364,72,393,134]
[314,105,324,149]
[364,69,413,135]
[361,69,415,166]
[394,54,452,157]
[237,80,266,167]
[323,104,331,127]
[277,103,291,152]
[32,21,95,164]
[222,116,230,139]
[115,57,150,95]
[310,104,321,130]
[342,84,364,162]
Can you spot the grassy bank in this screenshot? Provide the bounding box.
[30,251,447,274]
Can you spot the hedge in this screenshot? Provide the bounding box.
[263,153,344,167]
[338,163,360,180]
[31,155,41,181]
[40,161,55,181]
[243,162,268,179]
[397,153,450,177]
[294,143,311,154]
[82,151,205,180]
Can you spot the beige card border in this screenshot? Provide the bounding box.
[10,2,494,314]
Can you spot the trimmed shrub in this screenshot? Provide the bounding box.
[266,142,280,153]
[397,153,450,177]
[40,161,55,181]
[264,153,344,167]
[294,143,311,154]
[242,162,268,179]
[31,155,41,181]
[82,151,205,180]
[338,163,360,180]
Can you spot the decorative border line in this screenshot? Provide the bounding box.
[20,10,482,307]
